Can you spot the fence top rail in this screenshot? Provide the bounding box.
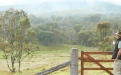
[81,51,113,54]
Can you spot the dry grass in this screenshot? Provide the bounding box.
[0,49,70,75]
[0,45,113,75]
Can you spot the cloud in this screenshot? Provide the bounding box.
[100,0,121,5]
[0,0,121,6]
[0,0,15,6]
[110,0,121,5]
[0,0,57,6]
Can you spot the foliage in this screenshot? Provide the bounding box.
[0,8,37,72]
[29,13,121,48]
[78,30,96,46]
[34,22,64,45]
[0,7,120,57]
[97,22,111,42]
[98,36,114,51]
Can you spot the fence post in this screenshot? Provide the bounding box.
[70,48,78,75]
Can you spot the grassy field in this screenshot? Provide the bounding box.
[0,44,113,75]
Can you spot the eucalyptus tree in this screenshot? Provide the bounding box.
[0,8,35,72]
[98,36,114,51]
[78,30,94,46]
[96,22,112,51]
[97,22,111,42]
[35,22,63,45]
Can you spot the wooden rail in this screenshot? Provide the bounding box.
[34,61,70,75]
[80,51,114,75]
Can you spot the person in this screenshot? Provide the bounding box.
[112,30,121,75]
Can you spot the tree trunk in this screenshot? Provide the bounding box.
[18,60,21,72]
[11,42,15,72]
[11,56,15,72]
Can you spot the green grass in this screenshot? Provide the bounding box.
[0,44,113,75]
[0,51,4,59]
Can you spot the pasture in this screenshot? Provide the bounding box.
[0,44,113,75]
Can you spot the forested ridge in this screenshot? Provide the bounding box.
[29,12,121,51]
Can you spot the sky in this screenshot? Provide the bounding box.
[0,0,121,6]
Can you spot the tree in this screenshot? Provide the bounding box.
[97,22,111,42]
[35,22,63,45]
[83,14,101,22]
[98,36,114,51]
[0,8,35,72]
[78,30,94,46]
[96,22,113,51]
[73,24,82,33]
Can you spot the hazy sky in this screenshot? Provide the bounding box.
[0,0,121,6]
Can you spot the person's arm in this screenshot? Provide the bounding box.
[115,41,121,61]
[115,49,121,61]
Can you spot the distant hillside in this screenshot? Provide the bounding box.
[0,1,121,16]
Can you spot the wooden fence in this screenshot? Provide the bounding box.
[34,61,70,75]
[34,48,78,75]
[80,51,114,75]
[34,49,114,75]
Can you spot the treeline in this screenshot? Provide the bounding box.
[29,13,121,50]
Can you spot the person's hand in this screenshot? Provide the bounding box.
[115,58,118,62]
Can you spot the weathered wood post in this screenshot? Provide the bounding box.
[70,48,78,75]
